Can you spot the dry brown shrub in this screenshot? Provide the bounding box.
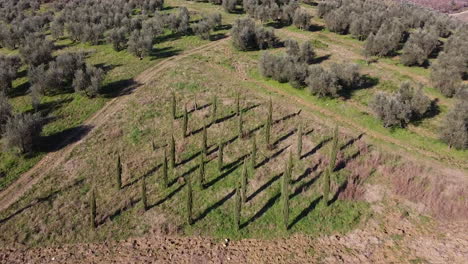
[383,162,468,221]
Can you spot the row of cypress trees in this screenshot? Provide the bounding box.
[89,92,341,231]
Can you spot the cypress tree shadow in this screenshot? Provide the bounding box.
[340,133,364,151]
[147,183,185,210]
[187,102,211,116]
[192,189,236,224]
[100,196,141,225]
[240,193,281,229]
[290,171,322,199]
[177,150,202,167]
[291,165,317,185]
[334,150,360,172]
[255,145,290,169]
[328,180,348,206]
[300,137,332,160]
[272,129,296,147]
[204,159,243,189]
[288,196,322,230]
[273,110,301,125]
[246,172,283,203]
[0,178,85,224]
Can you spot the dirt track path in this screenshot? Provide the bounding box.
[0,37,231,213]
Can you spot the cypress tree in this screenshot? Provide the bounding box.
[251,135,257,169]
[186,173,193,225]
[281,160,290,230]
[199,152,205,188]
[329,125,339,172]
[202,124,208,155]
[236,92,241,116]
[266,98,273,149]
[116,154,122,190]
[162,148,168,187]
[288,150,294,177]
[90,187,96,228]
[218,140,224,172]
[171,91,176,120]
[211,94,217,123]
[323,125,338,206]
[238,111,244,138]
[268,98,273,126]
[183,104,188,138]
[234,183,242,230]
[170,134,176,169]
[241,158,248,203]
[297,124,303,159]
[265,117,271,150]
[141,177,147,211]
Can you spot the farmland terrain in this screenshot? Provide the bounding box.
[0,0,467,263]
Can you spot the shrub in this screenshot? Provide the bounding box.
[293,8,312,30]
[440,100,467,150]
[401,28,439,66]
[2,113,43,154]
[107,27,127,51]
[0,55,21,93]
[127,30,153,58]
[192,20,212,40]
[305,65,341,98]
[222,0,237,13]
[0,93,12,129]
[370,82,432,127]
[329,63,362,89]
[231,18,278,51]
[167,7,190,34]
[72,64,104,97]
[19,35,53,67]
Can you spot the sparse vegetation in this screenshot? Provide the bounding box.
[0,0,466,258]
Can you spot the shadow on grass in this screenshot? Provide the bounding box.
[288,196,322,230]
[209,33,228,41]
[122,164,162,189]
[340,133,364,151]
[205,159,243,189]
[300,137,332,160]
[273,110,301,125]
[8,81,30,98]
[147,183,185,210]
[100,78,137,98]
[193,189,236,224]
[39,125,93,152]
[247,172,283,202]
[313,54,331,64]
[255,144,290,169]
[150,46,181,60]
[340,75,379,99]
[0,178,85,224]
[241,193,280,229]
[290,171,322,199]
[272,129,296,148]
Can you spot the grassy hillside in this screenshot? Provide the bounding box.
[0,0,466,249]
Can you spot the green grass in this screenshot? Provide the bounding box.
[0,7,221,190]
[0,54,371,246]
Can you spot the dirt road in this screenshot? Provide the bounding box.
[0,37,231,213]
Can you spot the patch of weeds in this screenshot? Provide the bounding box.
[311,39,328,49]
[174,81,202,92]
